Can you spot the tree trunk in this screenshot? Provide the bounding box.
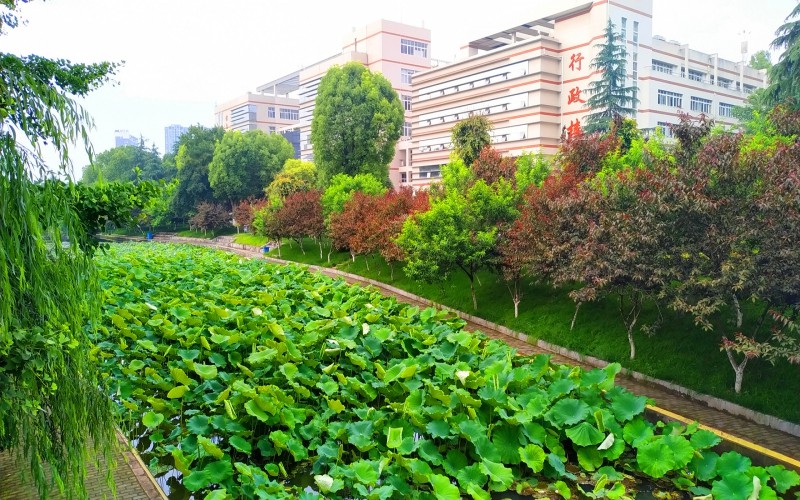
[570,303,581,331]
[327,242,333,263]
[389,263,394,280]
[467,274,478,310]
[298,238,305,255]
[364,255,370,271]
[351,251,355,263]
[514,299,519,318]
[317,239,323,260]
[277,242,282,258]
[620,292,642,360]
[725,346,749,393]
[627,325,637,360]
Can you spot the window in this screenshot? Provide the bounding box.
[688,69,705,82]
[401,68,417,85]
[400,172,408,183]
[402,94,412,111]
[633,21,639,43]
[652,60,674,75]
[401,39,428,58]
[280,108,299,120]
[620,17,627,41]
[657,121,673,138]
[632,52,638,80]
[690,96,712,114]
[268,106,275,118]
[719,102,734,117]
[402,121,411,137]
[657,89,682,108]
[268,126,276,133]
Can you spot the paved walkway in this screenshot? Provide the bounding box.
[0,432,165,500]
[170,236,800,470]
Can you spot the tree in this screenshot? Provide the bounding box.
[171,125,225,222]
[276,190,325,257]
[374,188,430,279]
[321,173,387,220]
[311,62,403,185]
[398,179,517,310]
[472,145,516,185]
[209,130,294,204]
[0,2,118,496]
[749,49,772,70]
[330,192,380,264]
[189,202,229,234]
[585,20,638,133]
[451,115,492,167]
[767,3,800,105]
[265,158,318,201]
[81,143,171,185]
[232,198,255,233]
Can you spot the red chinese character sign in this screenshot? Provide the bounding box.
[567,119,582,138]
[567,87,586,105]
[569,52,583,71]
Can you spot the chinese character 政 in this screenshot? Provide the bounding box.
[567,86,586,105]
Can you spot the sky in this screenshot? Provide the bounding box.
[3,0,797,178]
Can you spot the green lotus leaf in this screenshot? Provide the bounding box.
[279,362,298,380]
[350,460,380,485]
[184,460,233,491]
[198,435,224,459]
[717,451,752,476]
[405,458,433,483]
[171,448,193,476]
[766,465,800,493]
[623,417,653,447]
[193,363,218,380]
[203,489,227,500]
[178,348,200,361]
[550,480,572,499]
[519,444,546,473]
[248,348,277,365]
[480,459,514,491]
[167,385,189,399]
[429,474,461,499]
[244,399,269,422]
[418,439,444,465]
[426,419,451,439]
[637,440,673,478]
[142,411,163,429]
[456,463,487,490]
[346,421,375,452]
[466,483,492,500]
[229,435,252,454]
[315,441,340,460]
[443,449,468,477]
[689,429,721,450]
[128,359,146,371]
[663,434,694,468]
[327,398,345,413]
[576,446,603,471]
[609,391,647,422]
[711,473,753,500]
[545,398,590,428]
[386,427,403,449]
[186,415,211,435]
[170,367,192,386]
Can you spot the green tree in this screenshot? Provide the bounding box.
[311,62,403,185]
[171,125,225,221]
[0,2,118,497]
[767,3,800,105]
[749,49,772,70]
[451,114,492,167]
[321,173,387,220]
[265,158,318,201]
[209,129,294,204]
[81,143,171,184]
[398,176,517,310]
[585,20,638,133]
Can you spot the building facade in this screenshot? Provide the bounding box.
[114,129,139,148]
[214,92,300,135]
[164,124,188,154]
[407,0,766,188]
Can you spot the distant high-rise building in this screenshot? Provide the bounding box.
[114,129,139,148]
[164,124,189,154]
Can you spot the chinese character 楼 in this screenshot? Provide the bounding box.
[567,119,582,137]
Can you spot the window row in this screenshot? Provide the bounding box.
[401,38,428,58]
[401,68,417,85]
[657,90,736,117]
[280,108,299,120]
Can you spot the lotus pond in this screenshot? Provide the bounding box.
[91,244,799,499]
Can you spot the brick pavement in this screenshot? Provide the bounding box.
[0,431,165,500]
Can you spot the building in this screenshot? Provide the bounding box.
[223,19,432,187]
[164,124,188,154]
[114,129,139,148]
[214,91,300,135]
[407,0,767,188]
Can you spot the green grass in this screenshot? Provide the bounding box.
[261,237,800,424]
[177,226,237,239]
[234,233,269,246]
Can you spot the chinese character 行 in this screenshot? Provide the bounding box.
[569,52,584,71]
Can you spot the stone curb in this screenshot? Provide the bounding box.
[115,429,169,500]
[134,237,800,439]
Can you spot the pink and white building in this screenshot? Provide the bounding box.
[407,0,766,188]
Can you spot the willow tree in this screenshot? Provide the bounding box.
[0,1,118,498]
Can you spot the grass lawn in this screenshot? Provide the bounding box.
[234,233,269,246]
[177,226,237,239]
[251,238,800,424]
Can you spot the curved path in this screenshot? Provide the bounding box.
[161,235,800,471]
